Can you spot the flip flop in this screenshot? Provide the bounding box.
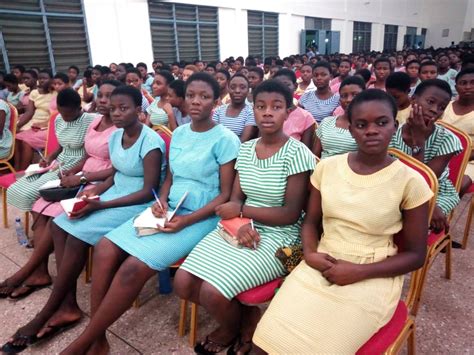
[194,335,238,355]
[226,337,253,355]
[36,318,82,342]
[8,283,52,301]
[1,333,37,354]
[0,284,19,299]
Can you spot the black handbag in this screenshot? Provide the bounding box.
[39,186,81,202]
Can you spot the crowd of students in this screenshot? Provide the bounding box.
[0,45,473,354]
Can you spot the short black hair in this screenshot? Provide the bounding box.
[340,76,366,92]
[273,68,297,84]
[355,69,372,83]
[347,89,397,123]
[248,66,264,79]
[155,70,175,85]
[169,79,185,99]
[252,79,293,109]
[111,85,142,107]
[313,61,332,73]
[53,72,69,84]
[386,72,411,92]
[126,68,142,77]
[216,69,230,81]
[405,59,420,68]
[83,69,92,79]
[68,65,80,74]
[455,68,474,83]
[374,57,392,69]
[229,72,250,86]
[98,79,123,88]
[57,88,81,108]
[137,62,147,70]
[24,69,38,79]
[185,72,220,100]
[12,65,25,73]
[413,78,452,98]
[340,58,352,66]
[3,74,18,85]
[419,61,438,71]
[39,69,52,77]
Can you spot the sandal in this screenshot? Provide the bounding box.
[0,282,19,299]
[194,335,238,355]
[8,282,52,300]
[227,337,253,355]
[1,333,37,354]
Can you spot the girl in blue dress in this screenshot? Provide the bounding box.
[2,86,166,353]
[61,73,240,355]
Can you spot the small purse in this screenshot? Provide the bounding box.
[275,244,304,273]
[218,217,252,248]
[39,186,81,202]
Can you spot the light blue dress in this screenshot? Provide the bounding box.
[0,100,12,159]
[53,125,166,245]
[105,123,240,271]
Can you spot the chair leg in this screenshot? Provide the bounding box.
[24,212,29,238]
[189,302,198,347]
[407,322,416,355]
[411,258,430,316]
[133,298,140,308]
[178,299,188,337]
[84,247,93,284]
[2,188,7,228]
[462,196,473,250]
[445,235,452,280]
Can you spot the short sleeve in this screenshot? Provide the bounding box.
[302,109,316,131]
[316,117,328,139]
[212,105,222,123]
[139,127,165,159]
[146,100,154,115]
[310,158,325,190]
[213,127,240,165]
[401,171,434,210]
[244,105,256,126]
[436,128,463,157]
[141,96,150,112]
[287,141,316,176]
[29,89,39,102]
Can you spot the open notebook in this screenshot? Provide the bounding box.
[133,191,188,237]
[60,196,100,217]
[24,163,53,177]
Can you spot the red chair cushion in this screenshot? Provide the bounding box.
[0,172,20,188]
[427,230,446,247]
[236,278,283,304]
[356,301,408,355]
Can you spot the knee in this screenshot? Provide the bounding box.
[200,282,227,308]
[93,238,119,262]
[117,258,150,286]
[174,269,197,300]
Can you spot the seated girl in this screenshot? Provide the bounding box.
[367,57,391,91]
[59,73,240,354]
[49,72,71,114]
[273,68,315,148]
[7,88,94,212]
[146,70,176,129]
[16,70,38,115]
[174,80,315,355]
[313,76,365,159]
[0,99,12,160]
[215,69,231,106]
[390,79,462,233]
[294,63,315,99]
[253,89,433,354]
[168,79,191,126]
[386,72,412,125]
[213,73,257,142]
[4,74,24,110]
[14,70,55,170]
[0,80,121,300]
[1,86,166,353]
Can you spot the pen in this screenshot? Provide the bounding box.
[58,162,64,178]
[250,219,257,250]
[76,184,85,198]
[152,188,164,211]
[36,149,45,161]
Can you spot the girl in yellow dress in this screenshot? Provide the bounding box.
[253,89,433,354]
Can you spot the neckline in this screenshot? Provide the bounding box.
[251,137,291,165]
[340,153,401,186]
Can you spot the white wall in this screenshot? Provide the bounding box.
[83,0,154,68]
[218,7,248,59]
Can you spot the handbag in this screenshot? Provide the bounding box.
[217,217,252,248]
[39,186,81,202]
[275,244,304,273]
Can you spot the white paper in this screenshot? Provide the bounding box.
[39,179,61,190]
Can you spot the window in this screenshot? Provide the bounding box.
[383,25,398,52]
[0,0,91,73]
[406,27,417,36]
[247,11,278,58]
[305,17,331,30]
[148,2,219,63]
[353,21,371,52]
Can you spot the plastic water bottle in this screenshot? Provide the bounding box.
[14,218,28,247]
[158,268,172,294]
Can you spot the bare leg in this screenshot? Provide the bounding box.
[13,139,22,171]
[174,268,204,304]
[460,175,473,197]
[19,141,34,171]
[61,256,157,355]
[1,214,53,298]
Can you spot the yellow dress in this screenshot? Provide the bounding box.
[20,89,55,131]
[253,153,433,354]
[396,105,411,125]
[442,101,474,178]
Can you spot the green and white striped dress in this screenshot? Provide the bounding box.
[316,116,358,159]
[7,112,95,211]
[390,124,462,215]
[180,138,316,300]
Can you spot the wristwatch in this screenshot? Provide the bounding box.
[79,175,88,185]
[412,145,424,155]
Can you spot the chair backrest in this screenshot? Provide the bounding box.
[388,148,439,312]
[152,124,172,160]
[436,121,472,193]
[0,102,18,173]
[45,112,60,156]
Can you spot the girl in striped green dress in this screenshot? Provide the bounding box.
[7,89,94,211]
[175,80,315,354]
[313,76,365,159]
[390,79,462,232]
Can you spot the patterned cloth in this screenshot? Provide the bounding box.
[390,124,463,215]
[0,100,12,159]
[180,138,315,300]
[147,97,169,126]
[213,103,256,138]
[7,112,95,211]
[283,107,315,141]
[316,116,358,159]
[298,90,340,123]
[253,153,433,353]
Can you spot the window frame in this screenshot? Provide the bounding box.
[383,24,398,52]
[353,21,372,53]
[247,10,279,58]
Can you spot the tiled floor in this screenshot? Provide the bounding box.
[0,195,473,354]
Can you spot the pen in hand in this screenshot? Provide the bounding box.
[152,188,165,215]
[251,219,257,250]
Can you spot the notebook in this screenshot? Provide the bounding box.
[24,163,53,177]
[60,195,100,217]
[133,191,188,236]
[39,179,61,190]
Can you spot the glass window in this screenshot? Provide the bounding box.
[247,11,278,58]
[384,24,398,52]
[353,21,372,52]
